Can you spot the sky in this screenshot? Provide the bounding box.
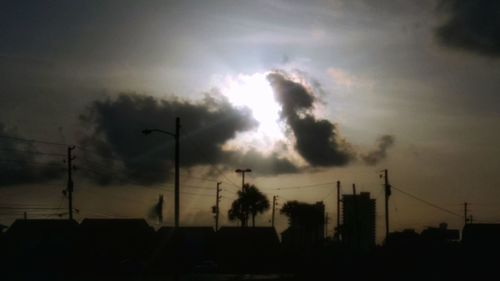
[1,0,500,242]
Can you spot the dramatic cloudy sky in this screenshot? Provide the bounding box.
[1,0,500,240]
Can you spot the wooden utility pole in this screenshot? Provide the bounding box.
[336,180,341,231]
[325,213,329,238]
[174,117,180,228]
[383,169,391,240]
[271,195,278,228]
[157,194,164,224]
[464,202,468,225]
[352,183,360,249]
[215,182,222,231]
[67,146,76,220]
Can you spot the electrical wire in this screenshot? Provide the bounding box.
[0,158,65,168]
[265,181,336,191]
[0,148,65,158]
[0,206,65,210]
[181,132,241,192]
[391,186,462,218]
[0,134,68,147]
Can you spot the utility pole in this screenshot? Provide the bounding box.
[352,183,359,249]
[464,202,468,225]
[214,182,222,231]
[334,180,341,241]
[383,169,391,240]
[336,180,341,231]
[67,146,76,220]
[174,117,180,228]
[325,213,329,238]
[157,194,164,224]
[271,195,278,228]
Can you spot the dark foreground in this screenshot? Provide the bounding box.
[0,220,498,281]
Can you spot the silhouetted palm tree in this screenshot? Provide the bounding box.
[228,184,270,227]
[228,197,248,227]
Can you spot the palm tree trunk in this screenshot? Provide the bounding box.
[252,214,256,227]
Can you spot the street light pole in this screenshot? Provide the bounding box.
[142,117,181,228]
[235,168,252,192]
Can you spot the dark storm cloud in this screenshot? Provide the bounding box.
[436,0,500,57]
[362,135,395,166]
[0,123,65,186]
[267,72,353,166]
[267,72,315,116]
[224,149,299,175]
[78,93,299,185]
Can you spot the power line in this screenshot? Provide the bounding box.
[0,206,66,210]
[0,134,68,147]
[392,186,462,218]
[75,166,158,187]
[319,189,335,202]
[181,174,223,183]
[77,157,229,184]
[181,135,240,192]
[74,167,219,196]
[75,164,225,190]
[0,158,65,168]
[160,188,214,197]
[0,148,65,158]
[179,184,216,191]
[162,183,216,191]
[264,181,337,191]
[78,140,240,190]
[76,146,124,163]
[76,147,229,182]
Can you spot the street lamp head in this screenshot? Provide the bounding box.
[235,168,251,173]
[142,129,152,135]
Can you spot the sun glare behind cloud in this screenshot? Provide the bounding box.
[220,72,286,151]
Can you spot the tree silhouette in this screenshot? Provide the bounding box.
[228,197,248,227]
[228,184,270,227]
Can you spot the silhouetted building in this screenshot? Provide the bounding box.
[77,218,155,274]
[462,223,500,250]
[461,223,500,278]
[385,229,420,248]
[421,223,459,243]
[215,227,280,273]
[150,226,215,273]
[342,192,376,251]
[3,219,79,278]
[281,201,325,250]
[0,223,6,243]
